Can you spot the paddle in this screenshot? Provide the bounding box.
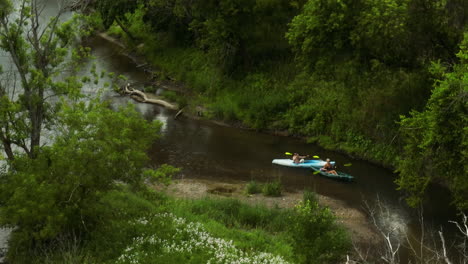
[313,170,321,174]
[285,152,320,159]
[344,163,352,167]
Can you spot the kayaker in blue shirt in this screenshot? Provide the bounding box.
[321,158,338,175]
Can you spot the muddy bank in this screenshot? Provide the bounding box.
[158,178,380,245]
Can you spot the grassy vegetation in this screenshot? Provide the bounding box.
[262,181,283,197]
[245,180,262,195]
[8,187,350,263]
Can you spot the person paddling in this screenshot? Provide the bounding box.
[292,153,308,164]
[321,158,338,175]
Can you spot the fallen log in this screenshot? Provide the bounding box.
[123,83,178,110]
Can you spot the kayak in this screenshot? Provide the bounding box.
[272,159,334,168]
[310,167,354,181]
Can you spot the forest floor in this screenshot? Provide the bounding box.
[157,178,380,247]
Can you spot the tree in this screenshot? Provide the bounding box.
[286,0,357,69]
[142,0,306,71]
[350,0,410,66]
[0,0,85,160]
[397,32,468,210]
[0,2,179,259]
[0,100,170,252]
[96,0,138,40]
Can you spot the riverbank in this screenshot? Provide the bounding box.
[157,178,379,246]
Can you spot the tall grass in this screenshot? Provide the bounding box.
[262,181,282,197]
[245,180,262,194]
[7,186,350,264]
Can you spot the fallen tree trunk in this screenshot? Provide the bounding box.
[123,83,178,110]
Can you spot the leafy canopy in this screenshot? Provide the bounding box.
[397,32,468,209]
[0,100,172,245]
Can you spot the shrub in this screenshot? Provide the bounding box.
[303,189,318,204]
[245,181,262,194]
[262,181,282,197]
[290,200,350,264]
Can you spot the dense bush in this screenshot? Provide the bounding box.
[0,102,174,261]
[397,33,468,210]
[290,200,350,264]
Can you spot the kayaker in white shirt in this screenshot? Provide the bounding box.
[292,153,308,164]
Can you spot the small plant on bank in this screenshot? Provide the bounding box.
[262,181,282,197]
[245,180,262,194]
[303,189,318,204]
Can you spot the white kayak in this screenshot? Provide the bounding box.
[272,159,335,168]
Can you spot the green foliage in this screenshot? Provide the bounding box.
[290,200,350,264]
[160,90,188,108]
[0,0,90,160]
[262,180,282,197]
[86,187,167,261]
[286,0,355,68]
[396,32,468,210]
[0,101,164,260]
[303,189,318,204]
[96,0,138,29]
[171,197,292,232]
[145,0,306,71]
[245,180,262,194]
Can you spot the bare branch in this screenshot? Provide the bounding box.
[438,230,453,264]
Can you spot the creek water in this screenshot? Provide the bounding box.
[0,2,462,262]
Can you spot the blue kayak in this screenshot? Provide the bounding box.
[310,167,354,181]
[272,159,334,168]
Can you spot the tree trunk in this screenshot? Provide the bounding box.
[1,137,15,161]
[115,17,136,41]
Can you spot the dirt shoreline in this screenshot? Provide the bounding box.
[160,178,380,246]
